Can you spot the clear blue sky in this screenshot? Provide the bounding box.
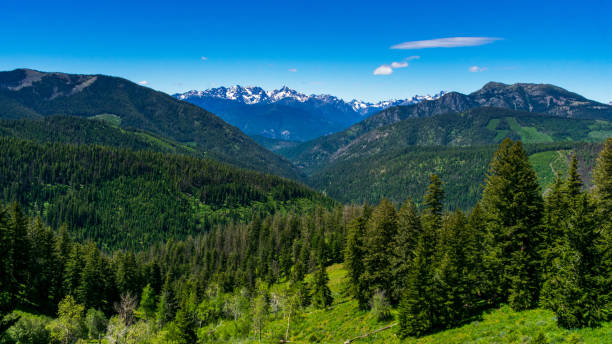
[1,0,611,103]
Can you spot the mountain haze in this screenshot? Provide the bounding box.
[175,85,444,141]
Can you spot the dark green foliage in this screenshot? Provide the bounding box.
[397,225,436,337]
[0,116,198,156]
[286,107,612,177]
[362,199,398,302]
[481,139,543,310]
[541,194,606,328]
[391,200,421,303]
[310,264,333,309]
[0,69,301,179]
[343,206,370,309]
[0,138,331,250]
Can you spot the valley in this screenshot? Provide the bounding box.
[0,69,610,344]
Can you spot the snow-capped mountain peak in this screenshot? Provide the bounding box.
[267,86,309,102]
[175,86,445,115]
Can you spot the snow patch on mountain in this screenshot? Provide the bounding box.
[176,86,445,115]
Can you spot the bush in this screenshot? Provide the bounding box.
[370,289,392,322]
[6,315,51,344]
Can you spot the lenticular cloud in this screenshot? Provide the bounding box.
[391,37,501,49]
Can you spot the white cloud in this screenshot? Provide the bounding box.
[373,65,393,75]
[374,56,418,75]
[201,56,208,61]
[469,65,488,72]
[138,80,148,85]
[391,37,501,49]
[288,68,298,72]
[390,61,409,68]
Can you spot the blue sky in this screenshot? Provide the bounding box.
[1,0,611,103]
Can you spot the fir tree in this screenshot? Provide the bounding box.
[541,193,606,328]
[310,263,333,309]
[422,174,444,232]
[391,199,421,303]
[137,284,157,320]
[398,178,442,337]
[480,139,543,310]
[362,199,398,301]
[344,207,370,309]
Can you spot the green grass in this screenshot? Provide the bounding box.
[529,150,570,192]
[89,113,121,127]
[486,118,501,131]
[210,264,611,343]
[505,117,554,143]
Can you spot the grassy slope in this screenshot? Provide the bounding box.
[238,264,611,343]
[7,265,611,343]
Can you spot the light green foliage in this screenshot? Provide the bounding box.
[48,295,86,344]
[5,312,52,344]
[504,117,554,143]
[529,150,570,190]
[85,308,106,343]
[137,284,157,320]
[370,290,392,322]
[89,113,121,127]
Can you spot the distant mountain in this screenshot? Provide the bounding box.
[305,107,610,207]
[0,69,301,180]
[281,82,612,174]
[174,86,444,141]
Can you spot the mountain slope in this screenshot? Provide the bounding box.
[0,115,203,156]
[281,82,612,174]
[0,69,301,179]
[0,137,332,250]
[175,86,444,141]
[303,107,610,207]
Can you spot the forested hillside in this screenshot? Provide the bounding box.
[1,138,609,343]
[0,138,332,250]
[0,116,201,156]
[281,84,612,175]
[0,69,301,179]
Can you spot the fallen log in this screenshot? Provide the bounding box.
[343,322,398,344]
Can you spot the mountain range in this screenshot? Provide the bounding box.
[174,86,445,141]
[279,82,612,174]
[0,68,301,179]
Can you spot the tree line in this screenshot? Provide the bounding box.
[344,138,611,336]
[0,138,610,343]
[0,137,332,250]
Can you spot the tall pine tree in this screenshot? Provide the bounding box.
[362,199,398,302]
[480,139,543,310]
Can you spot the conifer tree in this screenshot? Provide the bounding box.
[398,228,436,337]
[344,206,370,309]
[27,218,60,312]
[391,199,421,303]
[422,175,444,232]
[0,207,14,314]
[362,199,398,301]
[9,204,29,307]
[435,210,474,327]
[156,274,177,327]
[78,242,107,311]
[137,284,157,320]
[541,192,606,328]
[311,263,333,309]
[480,139,543,309]
[398,177,444,337]
[591,138,612,321]
[564,155,582,199]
